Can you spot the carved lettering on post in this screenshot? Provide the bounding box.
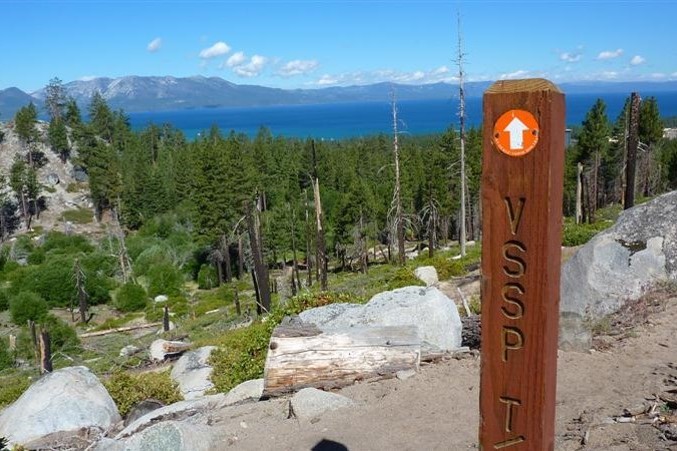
[480,79,565,450]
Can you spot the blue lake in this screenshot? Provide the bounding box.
[128,92,677,140]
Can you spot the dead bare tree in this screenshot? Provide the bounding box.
[625,92,641,209]
[72,258,89,323]
[246,198,270,314]
[311,140,328,290]
[389,90,406,265]
[456,11,468,257]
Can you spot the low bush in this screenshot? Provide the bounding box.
[0,338,13,371]
[562,219,612,247]
[60,208,94,224]
[385,267,425,291]
[147,262,184,298]
[42,231,94,254]
[197,264,218,290]
[115,283,148,312]
[0,374,32,409]
[40,314,80,352]
[9,291,48,325]
[104,370,182,417]
[0,289,9,311]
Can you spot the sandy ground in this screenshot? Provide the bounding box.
[205,295,677,451]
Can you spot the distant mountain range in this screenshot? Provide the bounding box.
[1,75,677,119]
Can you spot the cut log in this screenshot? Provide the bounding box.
[262,325,421,398]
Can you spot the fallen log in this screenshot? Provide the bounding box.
[262,324,421,398]
[78,322,162,338]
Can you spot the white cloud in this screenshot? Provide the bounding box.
[559,51,581,63]
[225,51,246,68]
[277,59,319,77]
[630,55,646,66]
[650,72,667,79]
[596,49,623,60]
[147,37,162,53]
[317,74,339,86]
[313,66,459,87]
[600,71,619,79]
[199,41,231,59]
[232,55,267,77]
[499,69,530,80]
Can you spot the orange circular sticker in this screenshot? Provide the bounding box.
[493,109,539,157]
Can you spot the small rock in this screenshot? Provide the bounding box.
[414,266,439,287]
[290,388,354,420]
[149,339,191,362]
[119,345,141,357]
[154,295,169,303]
[396,369,417,381]
[124,399,165,427]
[224,379,263,405]
[121,421,217,451]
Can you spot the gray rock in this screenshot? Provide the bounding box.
[396,369,417,381]
[72,165,88,182]
[117,394,227,439]
[0,366,121,446]
[121,421,217,451]
[224,378,263,405]
[299,286,462,351]
[45,172,59,186]
[414,266,439,286]
[560,191,677,350]
[290,388,354,420]
[149,339,191,362]
[124,399,165,427]
[170,346,217,400]
[154,294,168,303]
[120,345,141,357]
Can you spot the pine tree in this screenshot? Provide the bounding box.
[576,99,610,222]
[48,117,70,162]
[45,77,66,122]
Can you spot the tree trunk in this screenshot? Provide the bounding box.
[247,202,270,314]
[39,330,52,374]
[625,92,640,209]
[234,286,242,316]
[575,162,583,224]
[311,141,328,291]
[238,236,244,279]
[163,306,170,332]
[391,95,406,266]
[262,324,421,398]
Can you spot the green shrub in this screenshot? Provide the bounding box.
[197,264,218,290]
[104,370,182,417]
[40,314,80,352]
[145,295,189,321]
[133,244,174,276]
[9,292,48,325]
[27,248,45,265]
[42,231,94,254]
[386,267,425,291]
[147,262,184,298]
[116,283,148,312]
[0,375,32,408]
[60,208,94,224]
[0,338,13,371]
[562,219,612,247]
[0,289,9,311]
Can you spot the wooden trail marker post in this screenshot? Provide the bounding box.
[479,79,565,450]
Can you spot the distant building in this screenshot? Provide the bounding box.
[664,128,677,140]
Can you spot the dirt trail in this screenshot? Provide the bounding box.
[208,296,677,451]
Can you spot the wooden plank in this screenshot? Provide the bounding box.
[263,325,421,397]
[479,78,565,450]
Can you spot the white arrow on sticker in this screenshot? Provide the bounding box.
[504,117,529,150]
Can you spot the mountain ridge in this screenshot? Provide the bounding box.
[2,75,677,119]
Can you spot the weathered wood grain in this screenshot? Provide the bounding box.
[263,325,421,397]
[479,78,565,450]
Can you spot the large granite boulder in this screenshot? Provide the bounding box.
[560,191,677,350]
[170,346,217,400]
[299,286,462,351]
[0,366,121,446]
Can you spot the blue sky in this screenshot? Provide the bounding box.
[1,0,676,92]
